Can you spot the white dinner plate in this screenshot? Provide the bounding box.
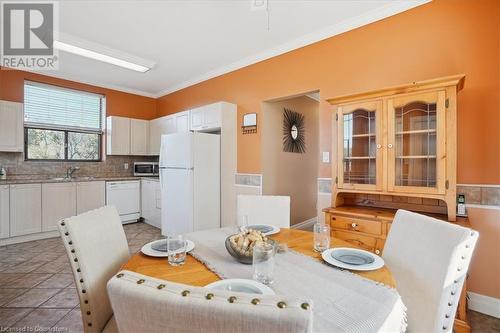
[247,224,280,236]
[206,279,275,295]
[321,247,384,271]
[141,239,195,258]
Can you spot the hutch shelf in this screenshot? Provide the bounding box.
[327,75,465,221]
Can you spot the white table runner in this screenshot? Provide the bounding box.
[186,228,407,333]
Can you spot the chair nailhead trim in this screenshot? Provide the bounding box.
[76,268,81,273]
[228,296,237,303]
[82,289,86,293]
[301,303,310,310]
[80,279,84,283]
[68,241,72,245]
[157,284,165,290]
[71,249,75,253]
[461,256,466,260]
[61,222,65,226]
[448,302,452,306]
[116,273,124,278]
[137,279,145,284]
[277,301,287,309]
[87,311,91,315]
[457,268,462,272]
[205,293,214,300]
[451,291,455,296]
[442,326,447,330]
[65,232,69,236]
[84,300,88,304]
[181,290,190,296]
[88,323,92,327]
[74,258,78,262]
[445,314,450,318]
[251,298,260,305]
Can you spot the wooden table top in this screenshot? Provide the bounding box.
[122,228,396,288]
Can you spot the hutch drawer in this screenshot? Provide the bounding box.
[332,230,377,252]
[331,215,382,236]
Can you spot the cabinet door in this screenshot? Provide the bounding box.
[76,181,105,214]
[164,116,176,134]
[337,100,383,191]
[106,116,130,155]
[387,91,446,194]
[203,103,222,130]
[149,118,162,155]
[130,119,149,155]
[42,183,77,232]
[0,186,9,239]
[0,100,23,152]
[141,179,153,221]
[190,108,204,130]
[10,184,42,236]
[175,111,190,132]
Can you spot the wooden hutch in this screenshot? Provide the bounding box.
[324,75,471,332]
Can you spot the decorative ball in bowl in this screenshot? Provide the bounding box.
[225,229,275,265]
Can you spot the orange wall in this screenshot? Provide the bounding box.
[156,0,500,185]
[0,68,157,120]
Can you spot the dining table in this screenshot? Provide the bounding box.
[122,228,396,288]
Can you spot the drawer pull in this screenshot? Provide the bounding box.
[351,223,358,229]
[375,249,381,255]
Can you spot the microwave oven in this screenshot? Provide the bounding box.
[134,162,159,176]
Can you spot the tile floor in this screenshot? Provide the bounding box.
[0,222,161,332]
[1,222,499,332]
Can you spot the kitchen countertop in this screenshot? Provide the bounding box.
[0,176,152,185]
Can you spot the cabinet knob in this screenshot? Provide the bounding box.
[351,222,358,229]
[376,144,382,149]
[387,143,393,149]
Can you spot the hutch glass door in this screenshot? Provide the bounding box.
[387,91,446,194]
[337,100,382,191]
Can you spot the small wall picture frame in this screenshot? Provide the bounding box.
[242,113,257,134]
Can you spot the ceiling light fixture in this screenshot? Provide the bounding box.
[53,40,152,73]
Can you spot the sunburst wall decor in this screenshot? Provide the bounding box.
[282,108,306,153]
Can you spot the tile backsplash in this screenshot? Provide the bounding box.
[0,152,157,180]
[457,185,500,206]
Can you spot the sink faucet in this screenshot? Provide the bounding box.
[66,166,80,180]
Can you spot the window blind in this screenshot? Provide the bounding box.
[24,81,104,132]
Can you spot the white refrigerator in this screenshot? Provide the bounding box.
[159,132,220,236]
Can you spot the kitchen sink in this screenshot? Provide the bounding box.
[49,176,95,182]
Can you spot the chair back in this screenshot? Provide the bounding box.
[237,195,290,228]
[58,205,130,333]
[108,270,313,333]
[383,210,478,332]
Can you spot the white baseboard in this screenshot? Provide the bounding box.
[468,292,500,318]
[292,217,318,230]
[0,231,60,246]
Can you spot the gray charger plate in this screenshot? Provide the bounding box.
[151,239,184,252]
[331,250,375,265]
[248,225,274,233]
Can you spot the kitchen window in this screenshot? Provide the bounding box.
[24,81,105,161]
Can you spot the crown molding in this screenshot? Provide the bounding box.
[153,0,430,98]
[17,68,157,98]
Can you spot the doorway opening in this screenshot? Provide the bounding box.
[261,91,320,227]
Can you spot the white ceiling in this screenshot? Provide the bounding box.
[38,0,429,97]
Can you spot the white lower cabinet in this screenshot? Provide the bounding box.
[76,181,105,214]
[141,179,161,228]
[0,186,9,239]
[42,183,77,232]
[10,184,42,237]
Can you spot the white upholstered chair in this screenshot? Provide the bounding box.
[58,206,130,333]
[383,210,478,333]
[237,195,291,228]
[107,270,313,333]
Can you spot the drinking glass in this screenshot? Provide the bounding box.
[252,242,275,285]
[313,223,330,252]
[237,214,249,232]
[167,235,187,266]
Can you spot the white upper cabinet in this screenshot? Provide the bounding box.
[0,185,9,239]
[175,111,190,132]
[190,103,223,131]
[0,100,24,152]
[130,119,149,155]
[107,116,131,155]
[76,181,105,214]
[42,183,77,232]
[10,184,42,237]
